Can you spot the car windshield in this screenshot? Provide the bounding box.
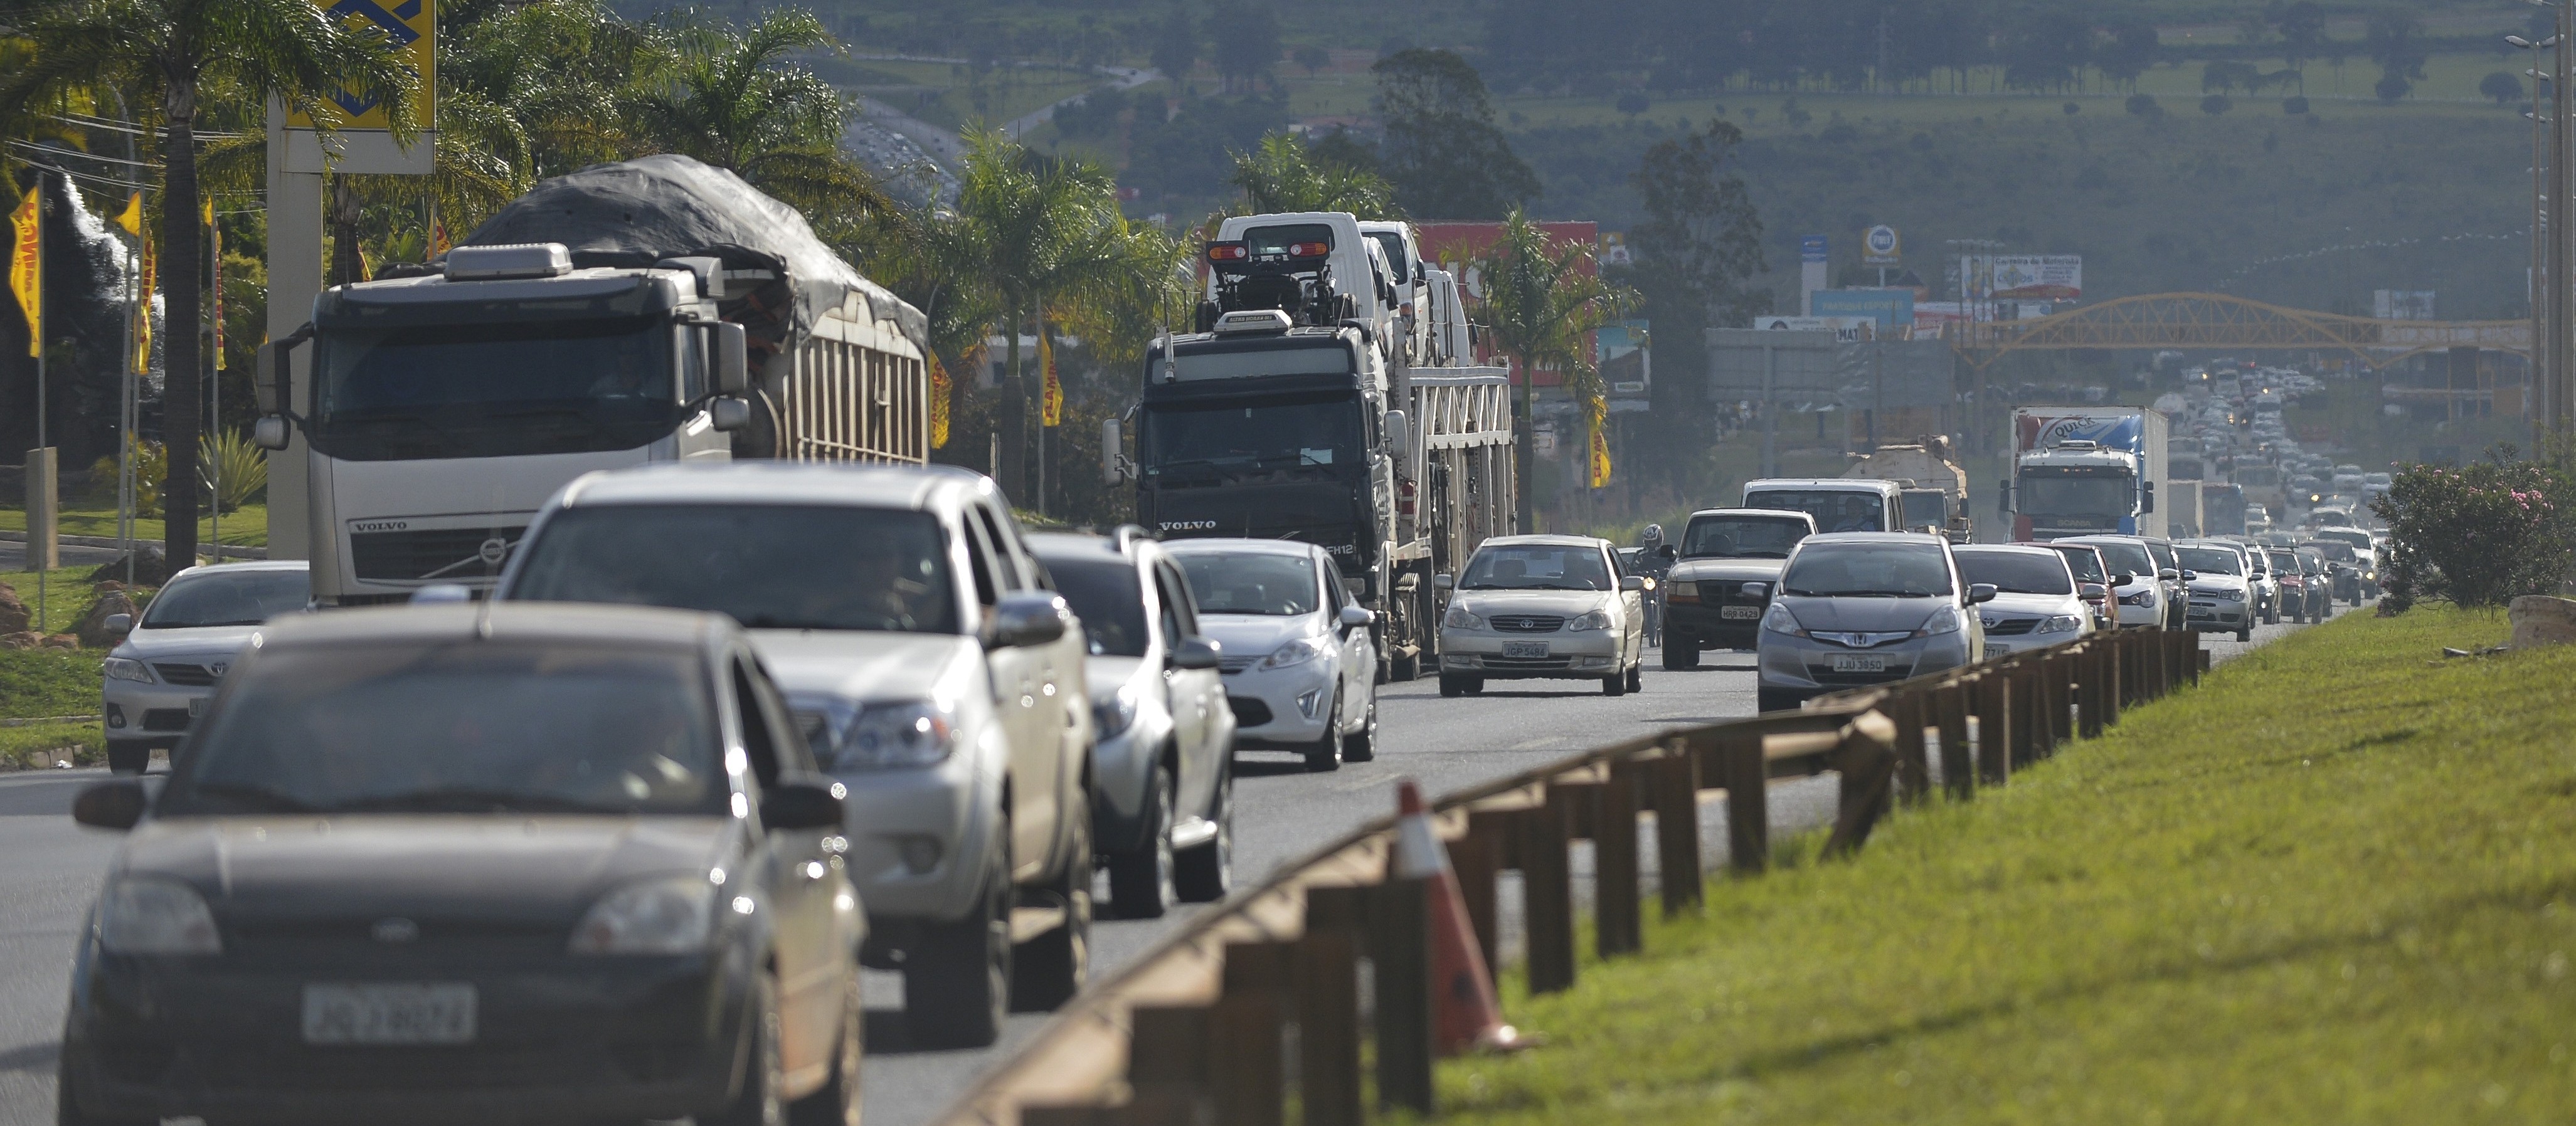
[1782,543,1954,597]
[1175,552,1317,616]
[2268,550,2301,573]
[1461,544,1613,591]
[140,570,309,628]
[1954,550,2074,595]
[159,642,721,816]
[507,505,958,633]
[2308,541,2359,563]
[1744,490,1885,533]
[1680,517,1806,559]
[2072,539,2155,577]
[1046,557,1149,657]
[2046,548,2108,583]
[2177,547,2242,575]
[312,317,682,461]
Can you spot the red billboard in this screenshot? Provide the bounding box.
[1413,221,1598,387]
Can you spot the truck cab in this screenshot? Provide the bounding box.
[1742,478,1905,534]
[2008,439,2153,540]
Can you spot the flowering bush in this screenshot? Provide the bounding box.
[2369,460,2576,612]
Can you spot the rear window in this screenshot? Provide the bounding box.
[1242,224,1333,256]
[1744,489,1887,533]
[1954,549,2074,596]
[1680,516,1807,559]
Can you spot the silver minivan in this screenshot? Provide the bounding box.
[1756,532,1992,713]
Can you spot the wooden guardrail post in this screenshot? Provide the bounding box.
[2041,651,2071,752]
[1720,732,1769,874]
[1522,789,1578,994]
[1453,809,1508,987]
[1216,943,1291,1126]
[1823,712,1900,858]
[2103,636,2125,725]
[2075,642,2103,739]
[1121,1004,1212,1123]
[1650,740,1703,917]
[1974,670,2011,787]
[2009,660,2042,768]
[1597,759,1645,957]
[1300,886,1368,1126]
[1934,679,1973,799]
[2183,631,2203,687]
[1367,877,1436,1115]
[1890,688,1932,803]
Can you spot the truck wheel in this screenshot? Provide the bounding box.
[1663,634,1700,671]
[104,742,150,775]
[1344,692,1378,762]
[1303,693,1345,772]
[1010,795,1091,1013]
[904,836,1010,1048]
[1174,767,1232,903]
[1105,764,1174,920]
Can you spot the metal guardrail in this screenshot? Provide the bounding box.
[934,626,2210,1126]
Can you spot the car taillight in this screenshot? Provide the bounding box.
[1287,241,1330,258]
[1206,242,1248,262]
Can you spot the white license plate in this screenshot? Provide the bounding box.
[1719,606,1762,620]
[1830,655,1888,673]
[186,697,207,718]
[1502,641,1549,659]
[302,983,477,1045]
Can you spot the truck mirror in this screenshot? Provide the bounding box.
[1101,417,1125,485]
[710,322,750,395]
[2141,479,2156,514]
[1383,409,1410,459]
[251,414,292,451]
[254,326,309,414]
[708,396,751,432]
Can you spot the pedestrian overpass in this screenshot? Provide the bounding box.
[1953,292,2530,371]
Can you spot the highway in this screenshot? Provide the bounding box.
[0,609,2353,1126]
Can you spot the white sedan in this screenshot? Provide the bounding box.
[1435,534,1647,697]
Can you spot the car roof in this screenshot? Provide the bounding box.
[2018,540,2099,553]
[1161,537,1323,559]
[554,461,995,512]
[1474,534,1608,549]
[1797,532,1948,546]
[1687,508,1814,524]
[1746,478,1898,492]
[249,602,731,653]
[1954,544,2063,559]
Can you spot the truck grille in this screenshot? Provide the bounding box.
[1490,615,1564,633]
[349,526,526,582]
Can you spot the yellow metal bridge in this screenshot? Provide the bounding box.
[1953,292,2531,369]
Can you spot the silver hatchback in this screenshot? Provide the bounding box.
[1756,533,1992,713]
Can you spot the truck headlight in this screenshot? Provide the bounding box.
[1759,601,1806,638]
[103,658,155,684]
[838,700,958,769]
[1566,610,1613,631]
[2035,614,2083,634]
[1258,635,1330,671]
[570,873,717,955]
[1442,606,1485,630]
[98,877,221,955]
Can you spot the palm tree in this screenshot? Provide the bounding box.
[3,0,416,568]
[1476,209,1634,528]
[1227,132,1400,218]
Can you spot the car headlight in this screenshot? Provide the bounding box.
[1759,601,1805,638]
[570,873,718,955]
[2217,589,2246,602]
[1663,580,1698,603]
[837,700,958,769]
[1258,635,1331,671]
[103,658,154,684]
[98,877,221,955]
[2035,614,2083,634]
[1915,608,1964,637]
[1443,606,1485,630]
[1566,609,1613,631]
[1092,687,1139,739]
[2119,590,2152,606]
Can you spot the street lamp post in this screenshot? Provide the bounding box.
[2511,28,2555,448]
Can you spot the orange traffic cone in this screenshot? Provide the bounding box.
[1392,778,1537,1055]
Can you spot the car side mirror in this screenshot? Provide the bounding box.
[252,414,292,451]
[2080,582,2107,600]
[2111,572,2134,586]
[2181,570,2198,582]
[1968,583,1999,604]
[73,779,148,831]
[987,592,1069,649]
[2158,569,2181,582]
[1656,544,1677,560]
[759,776,846,831]
[709,396,751,432]
[104,613,132,634]
[1169,636,1221,670]
[1740,582,1768,601]
[1433,573,1453,591]
[1338,604,1375,629]
[1619,576,1644,592]
[710,322,750,395]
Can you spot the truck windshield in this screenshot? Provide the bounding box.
[506,504,958,634]
[1143,393,1361,483]
[1900,491,1948,529]
[1744,490,1885,533]
[313,316,680,461]
[1680,517,1805,559]
[2018,471,2132,520]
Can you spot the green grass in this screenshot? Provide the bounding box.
[1,569,113,639]
[1441,606,2576,1123]
[0,648,102,718]
[0,721,105,770]
[0,502,267,548]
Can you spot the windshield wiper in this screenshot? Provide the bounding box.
[333,787,630,814]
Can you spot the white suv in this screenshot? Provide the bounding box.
[499,462,1093,1049]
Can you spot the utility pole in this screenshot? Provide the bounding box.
[2557,0,2573,443]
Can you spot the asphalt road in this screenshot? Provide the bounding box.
[0,601,2360,1126]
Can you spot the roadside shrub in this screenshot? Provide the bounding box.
[2370,460,2576,612]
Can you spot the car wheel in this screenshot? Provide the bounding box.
[705,971,785,1126]
[1601,670,1626,697]
[1463,676,1485,695]
[1438,672,1466,698]
[1011,789,1091,1013]
[1105,764,1175,920]
[1303,692,1344,772]
[1663,633,1700,670]
[1756,687,1804,713]
[787,975,862,1126]
[2236,624,2251,643]
[903,834,1010,1049]
[1345,691,1378,762]
[1625,663,1643,693]
[1174,764,1232,903]
[103,742,149,776]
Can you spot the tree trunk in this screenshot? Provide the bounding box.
[1513,355,1534,532]
[161,95,201,570]
[328,175,367,287]
[1003,309,1026,503]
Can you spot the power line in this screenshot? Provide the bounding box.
[8,139,162,169]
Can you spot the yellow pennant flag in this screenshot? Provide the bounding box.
[427,215,451,261]
[1587,396,1612,489]
[209,216,224,371]
[132,233,154,374]
[1039,323,1063,428]
[201,198,213,227]
[929,352,952,449]
[115,192,142,237]
[8,182,38,357]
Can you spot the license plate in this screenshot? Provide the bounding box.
[1502,641,1549,659]
[186,698,206,718]
[302,984,477,1045]
[1719,606,1761,620]
[1830,655,1887,673]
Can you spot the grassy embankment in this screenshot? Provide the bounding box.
[0,502,268,548]
[1442,606,2576,1122]
[0,647,104,769]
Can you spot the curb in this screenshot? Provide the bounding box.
[1,715,102,728]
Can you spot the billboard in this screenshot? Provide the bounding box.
[2374,290,2436,320]
[1963,255,2082,301]
[1598,320,1650,397]
[1416,220,1599,386]
[1862,224,1901,266]
[1811,287,1916,330]
[1752,315,1874,342]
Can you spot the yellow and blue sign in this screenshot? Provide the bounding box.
[286,0,435,134]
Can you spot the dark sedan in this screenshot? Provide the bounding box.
[57,604,864,1126]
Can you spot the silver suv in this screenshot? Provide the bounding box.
[499,462,1093,1049]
